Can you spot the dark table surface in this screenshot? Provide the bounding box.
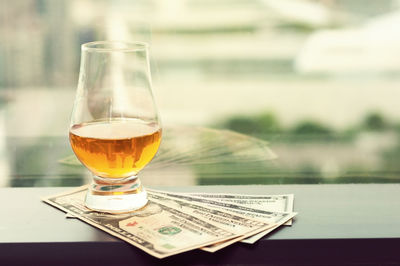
[1,184,400,265]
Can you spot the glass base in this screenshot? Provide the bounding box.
[84,176,148,214]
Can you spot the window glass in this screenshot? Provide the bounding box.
[1,0,400,187]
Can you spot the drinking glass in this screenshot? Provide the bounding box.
[69,41,162,213]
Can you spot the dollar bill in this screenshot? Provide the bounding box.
[65,193,294,223]
[42,186,240,259]
[185,192,294,225]
[147,189,297,244]
[147,192,277,252]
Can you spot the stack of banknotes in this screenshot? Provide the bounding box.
[43,186,297,259]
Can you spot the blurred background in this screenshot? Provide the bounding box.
[1,0,400,187]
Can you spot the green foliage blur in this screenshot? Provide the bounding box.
[200,111,400,185]
[362,112,387,131]
[218,110,396,143]
[222,112,281,136]
[219,111,337,141]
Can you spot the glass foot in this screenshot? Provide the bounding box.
[84,177,148,213]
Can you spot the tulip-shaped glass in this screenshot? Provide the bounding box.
[69,41,162,213]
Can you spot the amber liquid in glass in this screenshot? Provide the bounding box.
[69,119,161,179]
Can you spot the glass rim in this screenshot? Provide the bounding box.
[82,41,149,52]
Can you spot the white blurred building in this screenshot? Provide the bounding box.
[295,10,400,73]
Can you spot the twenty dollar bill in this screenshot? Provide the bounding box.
[42,186,241,259]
